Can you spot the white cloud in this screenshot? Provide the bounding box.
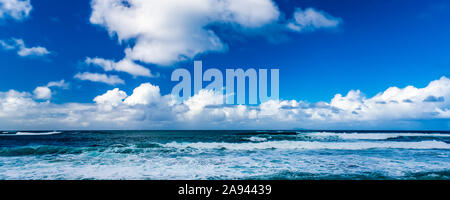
[0,89,95,129]
[74,72,125,85]
[223,0,280,28]
[46,79,69,89]
[94,88,127,106]
[32,80,69,100]
[0,0,32,20]
[89,0,280,66]
[0,40,14,49]
[123,83,161,106]
[2,76,449,130]
[0,38,50,57]
[287,8,341,32]
[94,88,127,111]
[33,86,51,100]
[89,1,344,67]
[183,89,224,119]
[327,76,450,121]
[17,46,50,57]
[0,90,36,118]
[85,57,157,77]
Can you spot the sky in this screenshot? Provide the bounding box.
[0,0,449,130]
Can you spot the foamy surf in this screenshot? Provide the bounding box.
[0,131,62,136]
[0,130,449,180]
[244,136,268,142]
[163,140,450,150]
[304,132,450,140]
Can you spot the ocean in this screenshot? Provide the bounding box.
[0,130,449,180]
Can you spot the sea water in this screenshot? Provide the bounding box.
[0,130,449,180]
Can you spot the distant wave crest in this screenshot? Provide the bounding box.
[163,140,450,150]
[0,131,61,136]
[305,132,450,140]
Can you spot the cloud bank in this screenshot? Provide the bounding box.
[0,76,449,130]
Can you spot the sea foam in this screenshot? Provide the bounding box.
[0,131,62,136]
[304,132,450,140]
[163,140,450,150]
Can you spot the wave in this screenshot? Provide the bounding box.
[239,131,298,135]
[243,136,268,142]
[0,131,62,136]
[5,140,447,156]
[0,143,167,156]
[304,132,450,140]
[163,140,450,150]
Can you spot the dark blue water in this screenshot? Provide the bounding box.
[0,130,449,180]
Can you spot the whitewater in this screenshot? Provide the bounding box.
[0,130,449,180]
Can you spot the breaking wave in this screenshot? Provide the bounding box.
[0,130,449,180]
[163,140,450,150]
[0,131,62,136]
[243,136,268,142]
[304,132,450,140]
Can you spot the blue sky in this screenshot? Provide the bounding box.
[0,0,449,130]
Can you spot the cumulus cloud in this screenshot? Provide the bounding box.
[0,77,449,130]
[123,83,161,106]
[74,72,125,85]
[33,86,51,100]
[0,90,36,117]
[0,38,50,57]
[89,0,283,66]
[89,1,344,67]
[85,57,157,77]
[327,76,450,121]
[183,89,225,119]
[32,80,69,100]
[0,0,32,20]
[287,8,341,32]
[93,88,127,111]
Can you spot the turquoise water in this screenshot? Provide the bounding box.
[0,130,449,180]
